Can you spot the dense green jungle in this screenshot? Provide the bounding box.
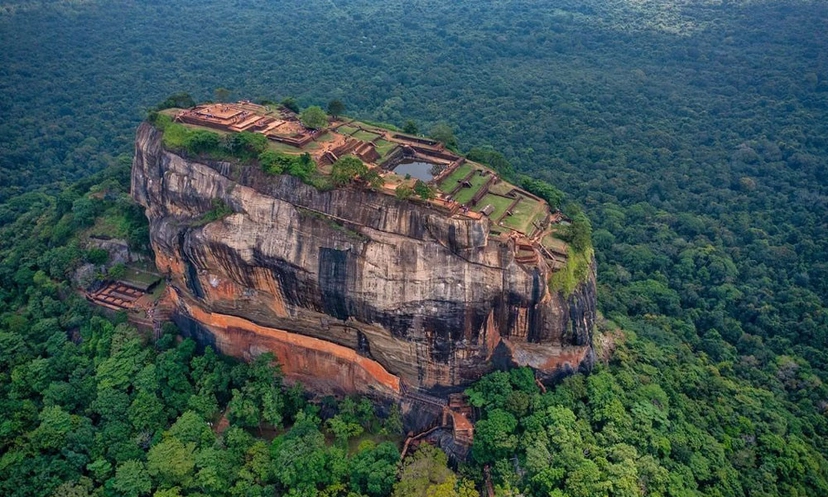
[1,0,827,496]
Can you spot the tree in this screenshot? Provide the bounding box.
[280,97,300,113]
[471,409,518,464]
[395,184,414,200]
[226,131,268,159]
[403,120,419,135]
[326,414,363,446]
[184,130,220,155]
[147,437,196,488]
[429,123,458,150]
[363,169,384,189]
[129,389,166,433]
[214,87,232,103]
[300,106,328,129]
[167,410,213,448]
[331,156,368,187]
[327,99,345,119]
[156,93,196,111]
[393,444,455,497]
[567,210,593,252]
[270,417,331,493]
[112,460,152,497]
[349,441,400,497]
[414,180,435,200]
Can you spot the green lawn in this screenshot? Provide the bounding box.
[452,172,490,205]
[353,130,381,142]
[337,125,359,136]
[374,139,398,159]
[488,181,515,196]
[542,233,569,253]
[500,195,546,234]
[473,193,514,221]
[437,163,473,193]
[266,140,303,154]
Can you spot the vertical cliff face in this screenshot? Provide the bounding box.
[132,122,596,397]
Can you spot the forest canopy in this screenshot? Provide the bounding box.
[0,0,827,496]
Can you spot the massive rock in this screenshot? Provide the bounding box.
[131,122,596,398]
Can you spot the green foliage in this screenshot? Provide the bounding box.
[471,408,518,464]
[85,247,109,265]
[519,177,565,211]
[195,198,233,226]
[300,105,328,129]
[3,1,828,495]
[393,444,456,497]
[402,120,419,135]
[112,460,152,497]
[413,180,435,200]
[214,87,232,103]
[327,99,345,118]
[568,213,592,253]
[259,150,329,189]
[107,263,126,280]
[429,123,458,150]
[226,131,268,160]
[395,184,414,200]
[331,155,368,187]
[147,437,196,488]
[467,147,516,181]
[349,441,400,497]
[280,97,300,113]
[548,246,593,296]
[155,92,195,111]
[465,324,828,496]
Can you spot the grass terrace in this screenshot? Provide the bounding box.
[451,170,490,205]
[487,181,515,196]
[374,139,398,159]
[542,233,569,254]
[473,193,513,220]
[353,129,381,142]
[336,124,359,136]
[267,140,305,155]
[437,163,474,192]
[500,194,547,233]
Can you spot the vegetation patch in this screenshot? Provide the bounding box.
[548,246,593,296]
[260,151,332,191]
[500,195,544,233]
[373,139,398,159]
[193,198,234,226]
[352,130,381,142]
[336,125,359,136]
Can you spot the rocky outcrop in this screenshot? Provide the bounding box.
[131,122,596,397]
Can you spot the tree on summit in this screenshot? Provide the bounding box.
[214,87,232,103]
[429,123,458,150]
[403,120,419,135]
[331,156,368,186]
[327,99,345,119]
[300,106,328,129]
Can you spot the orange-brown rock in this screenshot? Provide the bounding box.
[131,122,596,397]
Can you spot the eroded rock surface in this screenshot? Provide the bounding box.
[131,122,596,397]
